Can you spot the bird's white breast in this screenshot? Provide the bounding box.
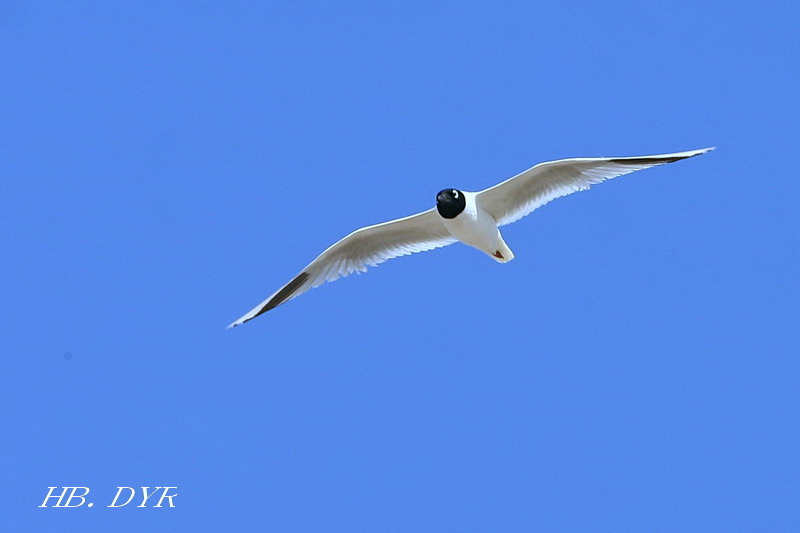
[440,192,502,254]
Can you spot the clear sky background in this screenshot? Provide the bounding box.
[3,2,799,531]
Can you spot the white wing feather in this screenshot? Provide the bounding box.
[478,147,714,226]
[228,208,455,327]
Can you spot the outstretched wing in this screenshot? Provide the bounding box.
[478,147,714,227]
[228,208,455,327]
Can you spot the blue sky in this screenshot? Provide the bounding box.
[3,1,799,531]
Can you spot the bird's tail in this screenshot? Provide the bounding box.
[491,239,515,263]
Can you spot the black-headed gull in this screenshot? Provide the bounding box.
[229,147,713,327]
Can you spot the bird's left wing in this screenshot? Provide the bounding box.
[477,147,714,227]
[228,208,455,327]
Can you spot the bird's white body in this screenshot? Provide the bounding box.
[441,191,514,263]
[228,147,713,327]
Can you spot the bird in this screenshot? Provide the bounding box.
[228,147,713,327]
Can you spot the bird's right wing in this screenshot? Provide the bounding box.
[228,208,456,327]
[478,147,714,227]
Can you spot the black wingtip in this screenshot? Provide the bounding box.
[612,156,683,165]
[253,271,310,318]
[608,148,714,166]
[226,271,311,329]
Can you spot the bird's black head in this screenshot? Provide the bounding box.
[436,188,466,219]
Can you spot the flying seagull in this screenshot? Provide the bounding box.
[229,147,713,327]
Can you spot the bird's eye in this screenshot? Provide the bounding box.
[452,190,459,198]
